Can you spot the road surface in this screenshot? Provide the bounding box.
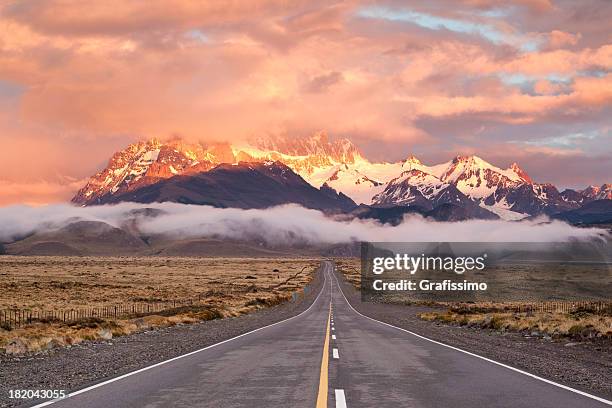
[29,261,611,407]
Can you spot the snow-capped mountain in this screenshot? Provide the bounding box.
[318,165,385,206]
[373,169,455,208]
[73,139,219,204]
[232,131,367,180]
[251,131,362,164]
[73,134,609,221]
[73,133,365,206]
[581,184,612,201]
[369,167,499,220]
[559,184,612,207]
[90,160,356,212]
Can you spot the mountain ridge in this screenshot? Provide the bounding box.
[86,160,357,212]
[72,134,609,220]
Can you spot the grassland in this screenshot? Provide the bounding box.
[419,303,611,341]
[0,256,319,354]
[334,258,361,288]
[335,259,611,342]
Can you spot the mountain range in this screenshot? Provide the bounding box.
[72,133,611,223]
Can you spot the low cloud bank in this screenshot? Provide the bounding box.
[0,202,607,245]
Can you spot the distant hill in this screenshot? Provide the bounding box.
[6,221,148,256]
[4,219,324,257]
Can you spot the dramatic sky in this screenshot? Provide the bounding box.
[0,0,610,205]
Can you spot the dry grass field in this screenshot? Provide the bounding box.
[419,304,612,341]
[0,256,319,354]
[334,258,361,288]
[335,259,611,341]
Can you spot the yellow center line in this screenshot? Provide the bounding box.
[316,302,331,408]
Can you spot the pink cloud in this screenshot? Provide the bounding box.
[0,0,610,203]
[416,74,612,120]
[547,30,581,49]
[0,180,85,206]
[533,79,563,95]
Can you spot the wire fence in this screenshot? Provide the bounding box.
[450,300,611,314]
[0,295,214,330]
[515,301,610,314]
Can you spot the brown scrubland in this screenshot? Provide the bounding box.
[0,256,318,354]
[335,259,611,341]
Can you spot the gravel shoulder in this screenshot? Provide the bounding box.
[335,270,612,401]
[0,266,325,408]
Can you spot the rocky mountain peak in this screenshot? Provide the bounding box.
[72,138,223,205]
[510,162,533,183]
[403,155,422,166]
[252,132,363,164]
[582,184,612,200]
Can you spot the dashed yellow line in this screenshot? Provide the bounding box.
[316,303,331,408]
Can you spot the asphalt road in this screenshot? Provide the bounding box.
[29,261,611,408]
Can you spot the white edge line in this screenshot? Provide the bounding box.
[330,263,612,406]
[31,264,330,408]
[335,389,347,408]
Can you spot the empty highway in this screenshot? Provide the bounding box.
[29,262,611,407]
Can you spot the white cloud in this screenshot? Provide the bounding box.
[0,202,606,244]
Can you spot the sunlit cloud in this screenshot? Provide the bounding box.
[511,130,604,151]
[0,0,609,204]
[356,5,542,51]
